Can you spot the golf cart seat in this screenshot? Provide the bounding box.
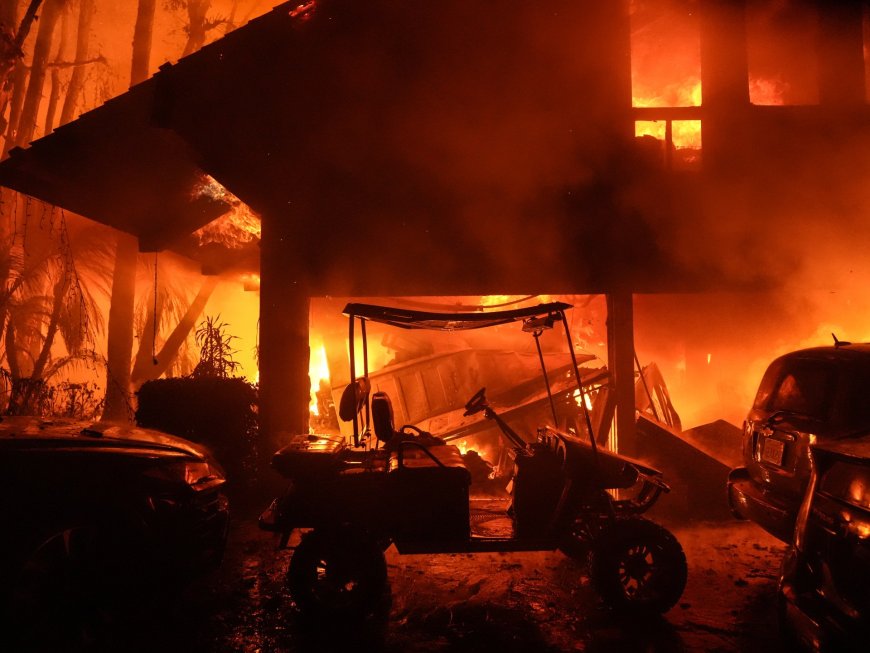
[372,391,470,540]
[371,391,399,444]
[371,391,469,474]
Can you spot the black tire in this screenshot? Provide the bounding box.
[286,529,389,621]
[8,523,156,651]
[590,517,687,614]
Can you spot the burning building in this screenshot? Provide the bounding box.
[0,0,868,465]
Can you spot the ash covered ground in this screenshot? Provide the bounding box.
[131,496,789,653]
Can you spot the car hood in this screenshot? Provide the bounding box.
[0,416,210,460]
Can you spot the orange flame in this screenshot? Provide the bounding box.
[309,342,330,415]
[192,174,261,248]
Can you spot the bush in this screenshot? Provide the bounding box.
[135,376,258,485]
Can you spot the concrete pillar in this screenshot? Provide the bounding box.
[699,0,751,172]
[607,291,636,455]
[259,213,310,452]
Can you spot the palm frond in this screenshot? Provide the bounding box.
[43,350,107,381]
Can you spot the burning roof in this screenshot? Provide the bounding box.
[0,1,868,296]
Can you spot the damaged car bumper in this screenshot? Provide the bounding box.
[727,467,796,542]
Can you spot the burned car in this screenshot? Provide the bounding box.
[778,437,870,652]
[0,416,229,648]
[728,343,870,542]
[261,302,687,621]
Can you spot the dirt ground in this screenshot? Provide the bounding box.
[133,495,790,653]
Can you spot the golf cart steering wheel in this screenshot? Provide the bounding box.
[400,424,427,438]
[463,387,488,416]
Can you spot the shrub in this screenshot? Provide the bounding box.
[136,376,258,484]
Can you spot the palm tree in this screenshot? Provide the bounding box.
[0,194,112,414]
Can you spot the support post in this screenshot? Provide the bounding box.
[259,214,311,455]
[607,291,636,455]
[817,1,865,107]
[699,0,751,173]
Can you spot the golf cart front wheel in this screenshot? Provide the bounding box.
[286,529,389,621]
[590,517,687,614]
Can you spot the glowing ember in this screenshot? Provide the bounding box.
[573,388,593,411]
[290,1,317,19]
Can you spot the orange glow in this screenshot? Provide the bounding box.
[241,274,261,292]
[192,174,261,248]
[633,79,702,109]
[630,3,784,153]
[573,388,593,411]
[635,117,703,150]
[309,342,330,416]
[478,295,547,308]
[749,78,786,106]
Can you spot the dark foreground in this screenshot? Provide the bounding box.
[99,498,788,653]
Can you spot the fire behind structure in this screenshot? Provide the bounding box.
[0,0,867,475]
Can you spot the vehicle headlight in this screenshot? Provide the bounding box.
[146,460,225,490]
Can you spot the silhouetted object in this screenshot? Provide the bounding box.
[260,302,687,623]
[778,436,870,652]
[191,315,240,379]
[0,416,228,651]
[729,344,870,542]
[136,375,258,484]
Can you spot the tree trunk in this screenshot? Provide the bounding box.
[43,0,70,134]
[131,275,218,386]
[30,274,67,381]
[16,0,63,146]
[4,316,18,379]
[59,0,93,125]
[3,61,26,154]
[130,0,156,86]
[101,0,158,420]
[13,0,42,51]
[1,0,42,154]
[101,232,138,422]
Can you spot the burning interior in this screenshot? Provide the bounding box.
[0,0,869,648]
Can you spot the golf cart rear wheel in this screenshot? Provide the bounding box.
[287,529,388,621]
[590,517,687,613]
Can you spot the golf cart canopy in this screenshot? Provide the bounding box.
[342,302,573,331]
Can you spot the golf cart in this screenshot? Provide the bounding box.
[260,301,687,619]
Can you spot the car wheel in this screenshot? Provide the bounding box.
[589,517,687,613]
[9,523,154,650]
[286,529,389,621]
[559,515,604,563]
